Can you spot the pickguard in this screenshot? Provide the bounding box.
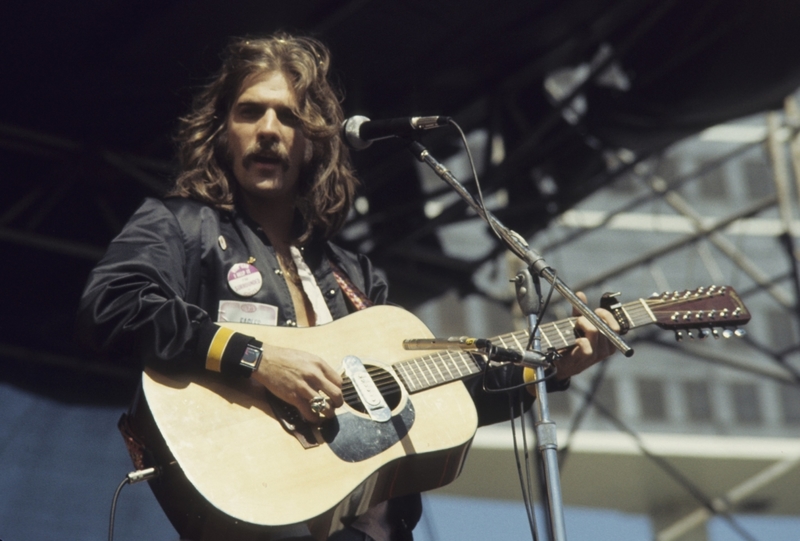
[320,401,415,463]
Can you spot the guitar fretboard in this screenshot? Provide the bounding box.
[392,298,657,394]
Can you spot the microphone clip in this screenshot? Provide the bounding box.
[402,336,549,368]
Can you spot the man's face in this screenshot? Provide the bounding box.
[226,70,310,205]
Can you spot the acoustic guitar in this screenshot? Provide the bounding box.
[137,286,750,539]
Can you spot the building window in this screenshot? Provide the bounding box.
[742,160,774,200]
[766,308,798,353]
[731,383,762,424]
[591,377,618,421]
[698,162,727,199]
[638,378,667,421]
[684,381,713,422]
[780,384,800,425]
[548,391,571,416]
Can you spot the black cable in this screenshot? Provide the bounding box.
[447,118,504,243]
[509,391,539,541]
[108,476,130,541]
[108,467,159,541]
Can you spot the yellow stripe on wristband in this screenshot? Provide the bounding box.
[206,326,236,372]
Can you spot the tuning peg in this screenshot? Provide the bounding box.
[675,330,684,341]
[686,330,695,339]
[734,328,747,337]
[722,328,734,338]
[698,329,710,339]
[711,328,720,339]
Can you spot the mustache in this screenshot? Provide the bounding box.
[242,143,290,171]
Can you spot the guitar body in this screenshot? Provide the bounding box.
[140,305,478,540]
[134,286,751,539]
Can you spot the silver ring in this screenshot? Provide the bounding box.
[309,395,329,416]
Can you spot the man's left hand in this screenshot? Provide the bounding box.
[552,291,621,381]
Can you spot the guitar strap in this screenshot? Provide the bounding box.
[328,259,374,311]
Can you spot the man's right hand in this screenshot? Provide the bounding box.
[251,344,344,424]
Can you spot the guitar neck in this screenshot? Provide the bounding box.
[392,298,657,394]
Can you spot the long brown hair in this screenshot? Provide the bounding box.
[170,33,358,242]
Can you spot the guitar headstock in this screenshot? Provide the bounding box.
[646,285,751,340]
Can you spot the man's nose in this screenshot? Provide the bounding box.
[256,110,280,140]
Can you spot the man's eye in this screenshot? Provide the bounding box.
[238,106,263,120]
[277,109,301,126]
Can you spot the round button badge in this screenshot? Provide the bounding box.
[227,262,262,297]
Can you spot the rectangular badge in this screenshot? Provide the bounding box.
[217,300,278,326]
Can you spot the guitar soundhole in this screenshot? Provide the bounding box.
[343,366,402,414]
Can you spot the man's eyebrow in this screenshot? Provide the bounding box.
[233,99,263,108]
[233,99,295,111]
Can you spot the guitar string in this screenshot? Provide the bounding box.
[339,295,728,405]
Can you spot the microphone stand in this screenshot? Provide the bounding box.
[407,141,632,358]
[407,140,633,541]
[515,268,565,541]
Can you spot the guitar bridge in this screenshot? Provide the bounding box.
[265,393,320,449]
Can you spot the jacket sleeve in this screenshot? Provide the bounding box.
[464,363,536,427]
[357,252,389,306]
[76,198,251,375]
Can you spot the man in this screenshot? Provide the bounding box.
[77,33,619,541]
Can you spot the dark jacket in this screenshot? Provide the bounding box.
[76,197,530,540]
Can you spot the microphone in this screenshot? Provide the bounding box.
[488,347,549,368]
[403,337,550,368]
[403,336,492,351]
[342,115,451,150]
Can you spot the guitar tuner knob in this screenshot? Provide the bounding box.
[682,313,692,321]
[686,330,695,339]
[733,308,742,316]
[708,310,717,320]
[675,330,684,341]
[722,328,734,338]
[734,328,746,337]
[696,311,705,320]
[671,312,680,321]
[650,292,660,299]
[698,329,710,339]
[712,329,720,338]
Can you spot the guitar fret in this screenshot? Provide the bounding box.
[430,353,447,384]
[540,326,555,348]
[456,350,481,377]
[451,351,468,377]
[566,318,578,342]
[510,332,526,352]
[418,355,434,386]
[413,357,432,388]
[444,350,463,378]
[636,299,657,327]
[440,351,457,380]
[552,321,569,348]
[399,360,422,392]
